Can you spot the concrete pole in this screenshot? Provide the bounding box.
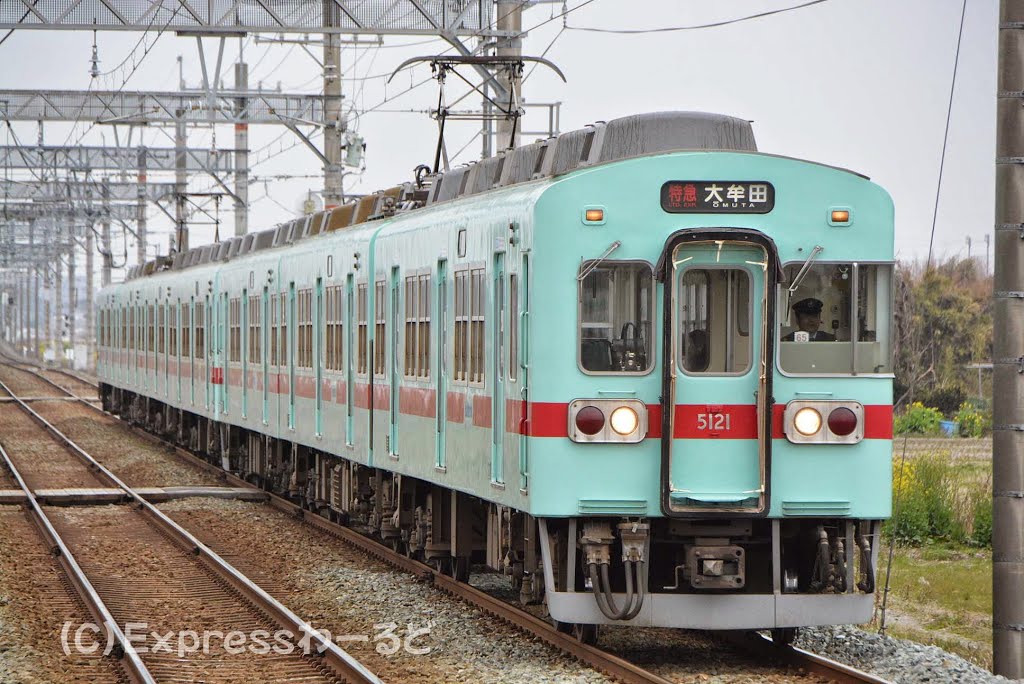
[67,225,76,367]
[85,220,95,371]
[323,0,344,209]
[235,60,249,236]
[496,0,523,150]
[101,179,112,286]
[994,1,1024,677]
[15,274,22,348]
[30,221,39,359]
[52,227,62,363]
[175,109,189,252]
[137,147,148,265]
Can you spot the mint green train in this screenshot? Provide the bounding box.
[95,112,894,643]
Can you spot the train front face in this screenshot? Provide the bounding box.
[529,150,894,630]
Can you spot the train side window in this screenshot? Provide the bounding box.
[182,302,191,358]
[357,284,368,374]
[229,298,241,362]
[248,294,262,364]
[454,270,468,382]
[404,274,432,379]
[169,303,178,357]
[778,262,893,375]
[195,301,205,360]
[577,261,653,374]
[469,267,485,384]
[158,304,165,355]
[374,280,386,377]
[679,268,751,375]
[279,292,288,367]
[271,296,279,366]
[509,273,518,381]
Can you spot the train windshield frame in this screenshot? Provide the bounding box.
[777,261,894,376]
[577,260,655,375]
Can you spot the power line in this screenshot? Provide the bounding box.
[926,0,968,269]
[566,0,831,34]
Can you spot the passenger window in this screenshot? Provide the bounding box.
[778,262,892,374]
[679,268,751,375]
[578,261,653,374]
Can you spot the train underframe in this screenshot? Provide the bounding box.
[102,384,882,643]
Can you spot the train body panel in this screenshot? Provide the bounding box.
[95,112,895,633]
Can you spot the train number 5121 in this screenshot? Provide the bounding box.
[696,412,731,432]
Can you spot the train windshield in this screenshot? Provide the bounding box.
[578,261,654,373]
[778,263,892,375]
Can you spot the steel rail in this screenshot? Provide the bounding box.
[0,374,381,684]
[3,360,891,684]
[0,438,154,684]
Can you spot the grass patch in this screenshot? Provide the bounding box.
[873,446,994,669]
[875,540,992,668]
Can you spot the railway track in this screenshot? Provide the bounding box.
[0,371,381,684]
[0,359,890,684]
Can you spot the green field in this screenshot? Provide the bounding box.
[872,437,993,669]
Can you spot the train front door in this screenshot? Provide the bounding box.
[666,240,770,515]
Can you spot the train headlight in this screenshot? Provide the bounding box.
[568,399,647,443]
[793,407,823,436]
[610,406,639,436]
[784,400,864,444]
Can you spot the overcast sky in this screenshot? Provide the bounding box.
[0,0,998,273]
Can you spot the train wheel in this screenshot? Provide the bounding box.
[446,556,470,583]
[572,624,599,645]
[771,627,798,647]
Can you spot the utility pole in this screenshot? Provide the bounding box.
[32,227,39,359]
[994,0,1024,677]
[67,226,76,367]
[52,226,62,362]
[234,52,249,237]
[137,147,147,266]
[496,0,523,150]
[101,178,112,286]
[986,233,992,275]
[85,220,95,370]
[323,0,344,209]
[174,108,188,252]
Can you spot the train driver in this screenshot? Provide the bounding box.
[783,298,836,342]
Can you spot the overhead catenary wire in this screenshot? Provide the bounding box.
[565,0,832,34]
[926,0,968,270]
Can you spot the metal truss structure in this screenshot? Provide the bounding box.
[0,89,330,125]
[1,203,137,221]
[0,0,503,37]
[1,180,177,202]
[0,144,238,174]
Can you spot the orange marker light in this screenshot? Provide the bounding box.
[585,209,604,222]
[831,210,850,223]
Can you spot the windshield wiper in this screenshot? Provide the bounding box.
[787,245,824,295]
[577,241,622,282]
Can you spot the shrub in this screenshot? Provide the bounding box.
[917,386,967,417]
[955,402,991,438]
[886,454,991,546]
[894,402,944,435]
[970,491,993,546]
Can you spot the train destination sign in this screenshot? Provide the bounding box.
[661,181,775,214]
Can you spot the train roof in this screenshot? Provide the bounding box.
[125,111,759,282]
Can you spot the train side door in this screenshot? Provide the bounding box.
[667,242,768,515]
[214,292,227,417]
[288,282,296,430]
[491,252,506,485]
[435,259,448,469]
[262,286,269,424]
[388,267,399,456]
